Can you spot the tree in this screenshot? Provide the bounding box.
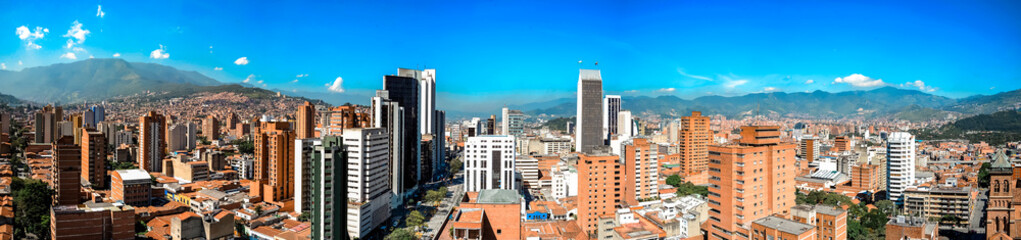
[385,228,416,240]
[254,205,264,216]
[12,178,55,239]
[406,210,425,228]
[198,136,212,145]
[978,162,992,188]
[449,158,462,176]
[874,200,897,216]
[673,181,709,197]
[425,190,445,203]
[665,175,683,188]
[233,139,255,154]
[298,212,311,222]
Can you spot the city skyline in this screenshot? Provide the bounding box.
[3,1,1021,112]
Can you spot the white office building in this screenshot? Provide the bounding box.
[464,135,517,192]
[342,128,392,238]
[887,132,916,204]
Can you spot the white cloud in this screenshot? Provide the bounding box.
[677,68,713,81]
[296,74,308,78]
[112,53,120,57]
[1,63,5,70]
[291,79,299,83]
[832,74,885,87]
[764,87,778,92]
[16,26,48,49]
[60,52,77,60]
[656,88,676,93]
[723,79,748,88]
[150,45,169,59]
[900,80,937,92]
[990,87,996,90]
[63,20,90,50]
[18,61,22,65]
[234,57,249,65]
[256,80,263,84]
[327,77,344,93]
[804,79,814,84]
[262,84,267,87]
[96,5,105,18]
[214,67,223,71]
[242,74,255,83]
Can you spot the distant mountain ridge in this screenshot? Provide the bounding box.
[0,58,221,103]
[523,87,1021,121]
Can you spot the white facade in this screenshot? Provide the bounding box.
[603,95,621,140]
[293,138,321,214]
[464,135,517,192]
[515,156,539,191]
[371,90,405,209]
[887,132,916,204]
[541,138,572,155]
[617,110,634,138]
[551,163,578,199]
[342,128,393,238]
[418,69,436,135]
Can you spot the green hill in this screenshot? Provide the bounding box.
[0,58,221,103]
[912,109,1021,145]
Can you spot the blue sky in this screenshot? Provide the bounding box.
[2,0,1020,111]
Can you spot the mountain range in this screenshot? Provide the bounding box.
[1,59,1019,121]
[517,87,1021,121]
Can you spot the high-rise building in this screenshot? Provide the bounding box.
[418,69,436,135]
[253,121,296,202]
[311,136,348,240]
[886,132,915,205]
[81,129,107,189]
[623,138,659,203]
[433,110,446,179]
[464,135,516,192]
[577,150,629,234]
[342,128,393,238]
[603,95,621,140]
[227,112,240,130]
[800,136,820,163]
[617,110,634,139]
[834,136,850,153]
[372,90,407,208]
[679,111,710,184]
[34,105,62,143]
[486,115,496,135]
[987,150,1018,240]
[501,107,525,136]
[167,122,197,152]
[294,138,321,214]
[706,126,797,240]
[53,136,81,206]
[0,110,10,136]
[321,105,369,136]
[296,101,316,139]
[69,114,84,145]
[203,115,220,141]
[384,69,421,193]
[576,69,604,154]
[139,111,167,173]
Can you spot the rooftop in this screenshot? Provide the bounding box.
[476,189,521,204]
[753,216,816,235]
[115,168,151,181]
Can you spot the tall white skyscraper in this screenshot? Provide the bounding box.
[418,69,436,135]
[603,95,621,140]
[501,107,509,135]
[576,69,604,153]
[887,132,916,204]
[464,135,517,192]
[342,128,392,238]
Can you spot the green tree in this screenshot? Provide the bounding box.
[874,200,897,216]
[406,210,426,228]
[12,178,55,239]
[449,158,462,176]
[665,175,683,188]
[233,139,255,154]
[978,162,992,188]
[198,136,212,145]
[298,212,311,222]
[385,228,416,240]
[673,181,709,197]
[425,190,445,203]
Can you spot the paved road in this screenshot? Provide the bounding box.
[968,191,987,231]
[422,176,464,240]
